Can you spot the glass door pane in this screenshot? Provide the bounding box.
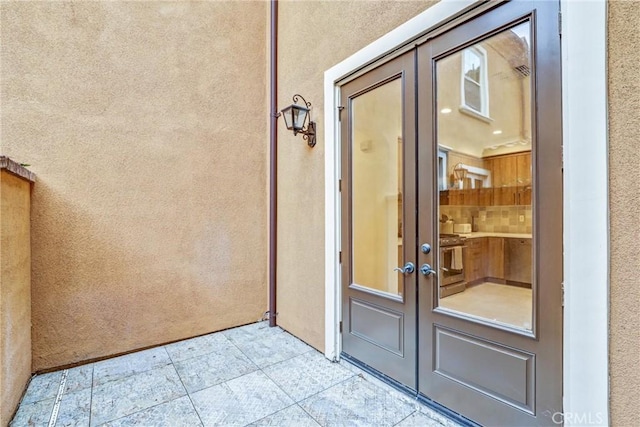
[351,78,404,297]
[435,21,534,331]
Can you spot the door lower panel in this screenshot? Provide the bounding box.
[350,298,404,356]
[433,325,535,413]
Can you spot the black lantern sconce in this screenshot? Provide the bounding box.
[279,94,316,148]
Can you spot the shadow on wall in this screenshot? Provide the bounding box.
[29,178,266,371]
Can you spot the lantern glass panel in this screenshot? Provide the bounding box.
[281,105,294,130]
[292,106,309,130]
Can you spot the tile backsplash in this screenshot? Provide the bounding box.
[440,205,532,234]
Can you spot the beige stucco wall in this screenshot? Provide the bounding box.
[276,1,436,351]
[278,1,640,421]
[608,2,640,423]
[1,1,268,371]
[0,170,32,426]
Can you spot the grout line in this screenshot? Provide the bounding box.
[258,366,298,403]
[393,410,418,427]
[164,332,239,365]
[92,395,193,427]
[164,346,205,427]
[212,325,323,424]
[47,369,69,427]
[90,349,173,389]
[297,402,324,426]
[246,342,316,371]
[172,334,262,395]
[293,374,360,424]
[256,345,358,407]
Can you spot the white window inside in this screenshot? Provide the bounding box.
[461,46,489,117]
[437,147,448,190]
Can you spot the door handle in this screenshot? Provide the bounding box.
[420,264,437,276]
[394,262,415,275]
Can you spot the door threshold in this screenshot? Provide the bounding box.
[341,353,480,427]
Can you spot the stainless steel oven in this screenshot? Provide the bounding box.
[439,234,466,297]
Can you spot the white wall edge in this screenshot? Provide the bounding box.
[561,0,609,425]
[323,82,340,361]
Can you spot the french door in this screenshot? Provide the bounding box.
[340,1,563,425]
[340,51,417,388]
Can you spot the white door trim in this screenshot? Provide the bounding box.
[560,1,609,425]
[323,0,608,424]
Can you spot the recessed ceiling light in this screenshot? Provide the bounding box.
[440,108,452,114]
[493,130,503,135]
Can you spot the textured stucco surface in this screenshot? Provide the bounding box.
[0,171,32,426]
[608,2,640,423]
[276,1,435,351]
[1,1,268,370]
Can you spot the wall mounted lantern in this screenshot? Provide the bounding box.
[280,94,316,147]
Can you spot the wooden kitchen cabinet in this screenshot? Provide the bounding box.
[464,236,532,286]
[517,185,532,205]
[442,189,483,206]
[493,186,517,205]
[448,189,463,205]
[464,237,487,284]
[477,187,493,206]
[492,156,517,187]
[505,238,533,285]
[516,153,532,185]
[439,190,449,206]
[486,237,505,279]
[442,152,531,207]
[486,152,532,206]
[516,153,532,205]
[465,236,505,283]
[463,189,478,206]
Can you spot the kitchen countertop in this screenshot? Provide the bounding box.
[459,232,532,239]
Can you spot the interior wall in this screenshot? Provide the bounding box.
[0,170,33,426]
[437,31,530,158]
[0,1,268,371]
[276,1,436,351]
[608,2,640,423]
[352,80,402,294]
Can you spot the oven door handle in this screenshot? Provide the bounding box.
[441,245,467,252]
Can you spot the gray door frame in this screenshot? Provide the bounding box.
[324,0,609,423]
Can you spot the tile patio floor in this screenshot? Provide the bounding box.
[11,321,463,427]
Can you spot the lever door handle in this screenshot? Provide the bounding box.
[420,264,436,276]
[394,262,415,275]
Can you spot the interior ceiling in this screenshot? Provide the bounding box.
[352,25,531,159]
